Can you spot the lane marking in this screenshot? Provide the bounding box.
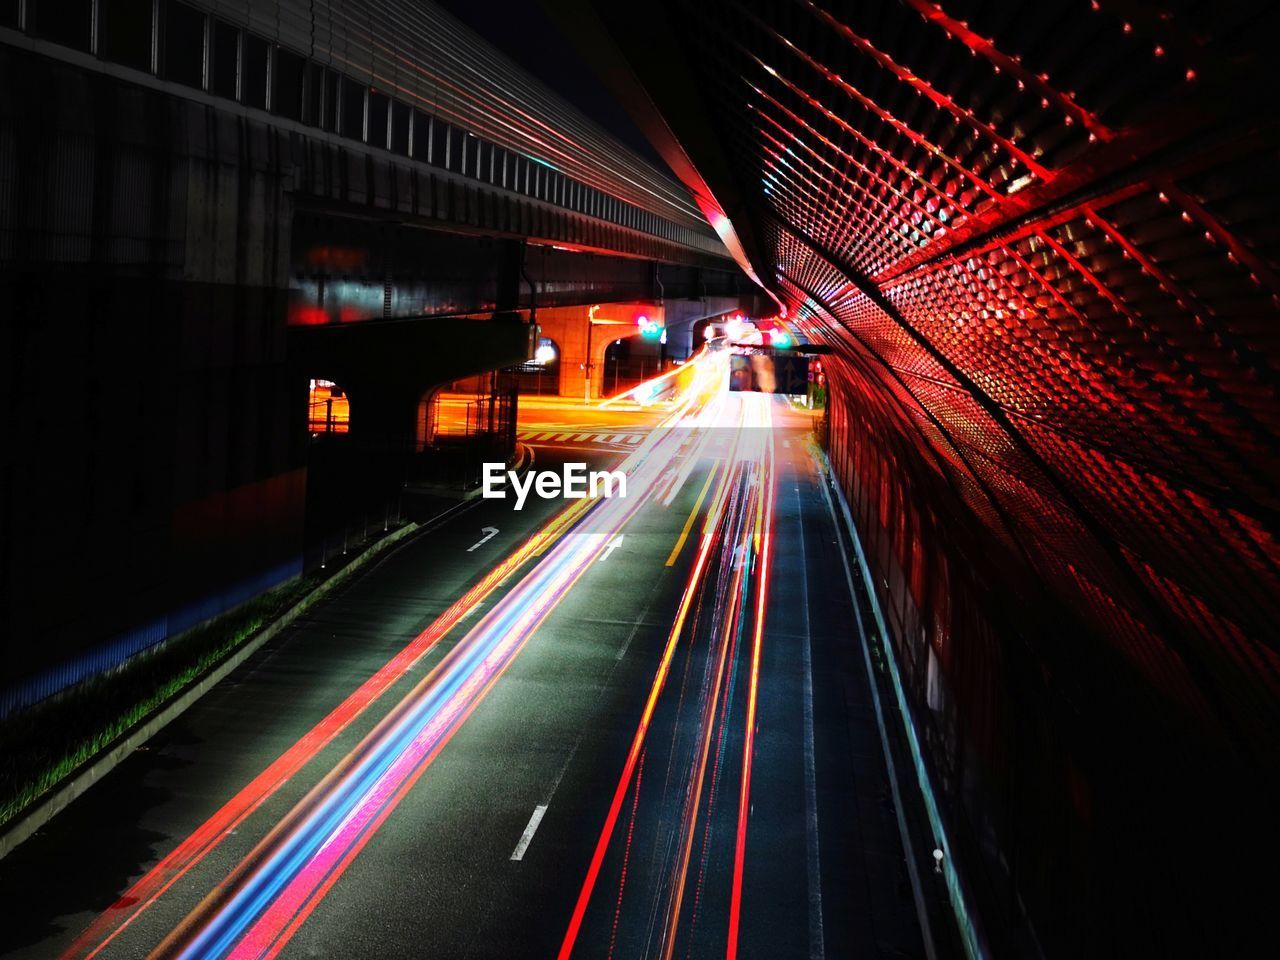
[510,805,549,861]
[466,526,499,552]
[598,534,625,562]
[727,397,776,960]
[665,464,719,566]
[818,467,942,960]
[529,569,670,889]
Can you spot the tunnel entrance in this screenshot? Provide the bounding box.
[307,379,350,435]
[413,373,518,491]
[602,336,667,397]
[301,375,407,571]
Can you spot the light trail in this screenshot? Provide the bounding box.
[598,346,713,411]
[148,351,733,960]
[61,495,595,960]
[558,393,749,960]
[727,396,776,960]
[559,392,779,960]
[152,526,608,958]
[667,464,721,565]
[196,528,610,960]
[65,347,730,960]
[660,464,752,960]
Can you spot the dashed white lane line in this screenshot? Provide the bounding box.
[510,805,549,861]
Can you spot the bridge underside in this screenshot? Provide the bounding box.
[0,39,751,714]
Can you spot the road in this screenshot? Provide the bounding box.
[0,354,927,959]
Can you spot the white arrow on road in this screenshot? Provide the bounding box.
[598,534,625,562]
[466,527,499,552]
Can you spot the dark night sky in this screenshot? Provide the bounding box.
[432,0,669,171]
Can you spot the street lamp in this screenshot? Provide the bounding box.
[583,305,660,403]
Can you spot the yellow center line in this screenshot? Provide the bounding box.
[665,463,720,566]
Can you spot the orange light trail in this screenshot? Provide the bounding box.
[62,498,591,960]
[559,391,778,959]
[726,398,776,960]
[557,413,742,960]
[660,477,750,960]
[145,352,733,960]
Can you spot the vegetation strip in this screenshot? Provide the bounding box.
[0,520,424,859]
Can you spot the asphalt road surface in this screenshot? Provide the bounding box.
[0,366,928,960]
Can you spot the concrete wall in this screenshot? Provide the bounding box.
[0,41,757,712]
[0,47,305,710]
[535,296,754,398]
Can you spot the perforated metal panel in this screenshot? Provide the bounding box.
[661,0,1279,742]
[604,0,1279,953]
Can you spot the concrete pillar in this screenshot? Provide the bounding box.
[494,239,525,323]
[346,382,422,453]
[535,302,659,399]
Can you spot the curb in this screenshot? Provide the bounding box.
[0,516,432,862]
[816,448,981,960]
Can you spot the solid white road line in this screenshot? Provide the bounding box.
[818,463,941,960]
[510,805,549,861]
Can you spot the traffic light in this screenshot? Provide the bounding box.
[638,315,663,339]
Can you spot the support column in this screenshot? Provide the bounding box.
[494,238,526,324]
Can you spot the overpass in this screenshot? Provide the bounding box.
[0,2,1276,959]
[0,0,757,709]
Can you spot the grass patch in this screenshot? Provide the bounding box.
[0,573,322,832]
